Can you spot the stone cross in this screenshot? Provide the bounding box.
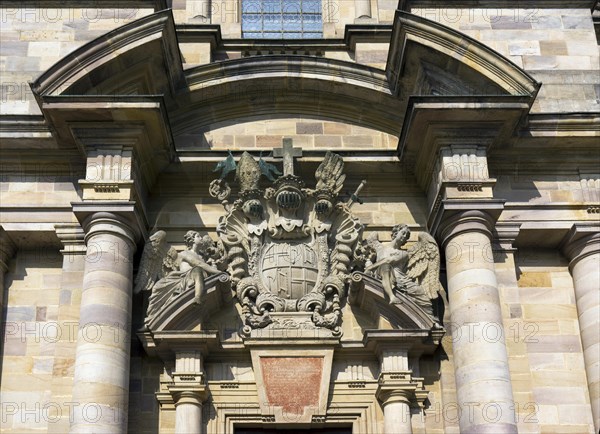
[273,138,302,176]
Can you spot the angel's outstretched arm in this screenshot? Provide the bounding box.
[180,251,222,275]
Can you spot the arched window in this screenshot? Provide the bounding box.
[242,0,323,39]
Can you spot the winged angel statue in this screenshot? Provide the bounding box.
[365,224,446,319]
[134,230,224,323]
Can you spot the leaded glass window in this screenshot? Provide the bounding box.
[242,0,323,39]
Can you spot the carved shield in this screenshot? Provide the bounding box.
[260,242,320,300]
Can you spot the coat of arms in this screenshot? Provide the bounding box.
[135,139,445,335]
[210,141,363,334]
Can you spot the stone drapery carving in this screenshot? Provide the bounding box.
[135,230,225,324]
[365,224,445,319]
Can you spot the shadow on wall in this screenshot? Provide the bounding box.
[128,343,161,433]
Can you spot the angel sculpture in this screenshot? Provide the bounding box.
[135,230,223,322]
[133,230,176,295]
[365,224,443,319]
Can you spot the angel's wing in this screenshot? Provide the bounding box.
[315,151,346,195]
[133,231,171,295]
[406,232,442,299]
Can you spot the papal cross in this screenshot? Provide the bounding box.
[273,138,302,176]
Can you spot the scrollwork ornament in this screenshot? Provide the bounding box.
[209,178,231,201]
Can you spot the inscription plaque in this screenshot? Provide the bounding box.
[260,357,323,415]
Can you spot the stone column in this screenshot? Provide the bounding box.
[174,392,204,434]
[355,0,372,20]
[439,210,517,434]
[562,224,600,433]
[376,349,414,434]
[381,391,412,434]
[69,210,139,433]
[0,227,16,358]
[168,351,208,434]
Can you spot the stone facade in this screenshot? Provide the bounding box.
[0,1,598,433]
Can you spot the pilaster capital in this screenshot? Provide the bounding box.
[55,223,86,256]
[376,345,410,372]
[0,227,16,273]
[72,201,145,249]
[493,222,521,253]
[561,223,600,268]
[433,201,504,248]
[168,350,209,405]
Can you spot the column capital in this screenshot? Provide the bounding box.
[169,386,209,406]
[55,223,86,256]
[561,223,600,268]
[376,371,418,406]
[72,201,145,247]
[433,202,504,248]
[0,226,16,273]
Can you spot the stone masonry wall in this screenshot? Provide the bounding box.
[0,7,154,115]
[411,8,600,113]
[175,117,398,150]
[497,249,594,433]
[1,250,80,434]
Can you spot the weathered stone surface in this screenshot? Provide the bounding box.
[261,357,323,414]
[1,3,599,434]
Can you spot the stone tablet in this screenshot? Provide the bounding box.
[260,356,323,415]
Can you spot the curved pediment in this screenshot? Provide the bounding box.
[31,9,539,140]
[31,10,184,99]
[387,11,540,98]
[172,56,398,136]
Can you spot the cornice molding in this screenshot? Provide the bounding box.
[493,222,522,252]
[522,113,600,137]
[55,223,86,256]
